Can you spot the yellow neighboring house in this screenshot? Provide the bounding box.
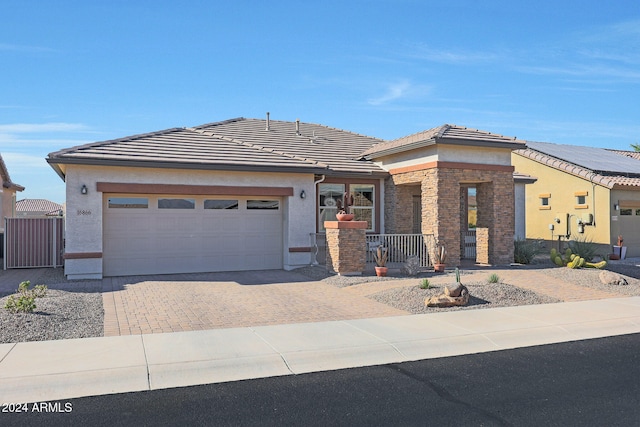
[0,154,25,257]
[512,141,640,258]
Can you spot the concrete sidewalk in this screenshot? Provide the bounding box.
[1,296,639,404]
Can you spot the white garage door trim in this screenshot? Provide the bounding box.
[103,194,283,276]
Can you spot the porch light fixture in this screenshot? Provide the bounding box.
[81,184,88,195]
[300,189,306,199]
[614,202,620,211]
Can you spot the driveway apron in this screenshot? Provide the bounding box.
[102,270,409,336]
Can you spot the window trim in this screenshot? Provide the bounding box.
[316,178,380,233]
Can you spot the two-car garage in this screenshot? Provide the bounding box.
[102,193,284,276]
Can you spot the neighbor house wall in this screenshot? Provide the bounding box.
[511,153,612,250]
[609,189,640,258]
[63,164,316,279]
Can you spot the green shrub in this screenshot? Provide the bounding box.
[420,278,431,289]
[514,238,544,264]
[567,236,599,262]
[3,281,48,314]
[488,273,500,284]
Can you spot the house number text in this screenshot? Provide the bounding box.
[77,209,92,216]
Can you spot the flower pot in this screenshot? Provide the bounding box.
[336,213,354,221]
[375,266,388,277]
[434,263,446,273]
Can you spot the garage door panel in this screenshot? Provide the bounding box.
[103,195,283,276]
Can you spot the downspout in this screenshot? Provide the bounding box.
[589,172,596,227]
[310,175,326,265]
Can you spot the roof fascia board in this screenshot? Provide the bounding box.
[437,138,525,150]
[46,157,331,175]
[362,140,435,160]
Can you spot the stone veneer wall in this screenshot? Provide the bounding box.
[385,166,515,266]
[475,227,489,264]
[324,221,367,275]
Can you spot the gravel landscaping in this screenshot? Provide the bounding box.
[1,260,639,343]
[0,269,103,344]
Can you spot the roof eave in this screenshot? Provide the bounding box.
[362,139,435,160]
[438,138,526,150]
[46,157,331,175]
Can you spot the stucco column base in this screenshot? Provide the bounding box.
[324,221,367,276]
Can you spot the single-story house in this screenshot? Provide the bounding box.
[47,117,528,279]
[512,141,640,257]
[0,154,25,257]
[16,199,64,218]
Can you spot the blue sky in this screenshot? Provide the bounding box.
[2,1,639,203]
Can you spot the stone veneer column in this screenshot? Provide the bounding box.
[324,221,368,275]
[475,227,489,264]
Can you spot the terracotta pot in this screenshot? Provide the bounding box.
[434,263,446,273]
[375,266,388,277]
[336,213,354,221]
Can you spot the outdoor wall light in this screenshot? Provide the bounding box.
[614,203,620,211]
[300,189,306,199]
[81,184,88,195]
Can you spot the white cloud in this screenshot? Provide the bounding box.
[368,80,431,106]
[1,152,50,170]
[0,122,88,133]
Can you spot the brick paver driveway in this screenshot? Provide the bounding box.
[102,270,408,336]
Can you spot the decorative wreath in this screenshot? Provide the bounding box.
[324,197,336,207]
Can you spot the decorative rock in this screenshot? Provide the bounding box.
[444,282,463,297]
[599,270,628,286]
[426,285,470,307]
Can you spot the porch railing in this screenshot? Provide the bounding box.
[310,233,434,267]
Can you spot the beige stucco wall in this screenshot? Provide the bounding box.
[376,145,513,170]
[610,189,640,257]
[63,164,316,279]
[511,153,612,248]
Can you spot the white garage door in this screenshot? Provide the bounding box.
[103,195,283,276]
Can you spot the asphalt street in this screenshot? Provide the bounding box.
[3,333,639,426]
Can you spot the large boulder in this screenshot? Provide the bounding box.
[426,284,470,307]
[599,270,628,286]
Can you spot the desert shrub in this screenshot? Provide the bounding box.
[514,238,544,264]
[4,281,48,314]
[402,256,421,276]
[420,278,431,289]
[567,236,599,262]
[488,273,500,284]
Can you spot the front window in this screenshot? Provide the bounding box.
[350,184,375,231]
[318,184,344,232]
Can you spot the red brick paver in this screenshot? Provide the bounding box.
[101,272,409,337]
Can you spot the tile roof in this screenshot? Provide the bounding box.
[361,124,526,159]
[48,118,387,178]
[16,199,63,213]
[608,149,640,161]
[0,153,25,191]
[514,144,640,189]
[527,141,640,175]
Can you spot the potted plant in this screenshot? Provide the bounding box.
[432,240,446,272]
[374,245,388,277]
[335,192,355,221]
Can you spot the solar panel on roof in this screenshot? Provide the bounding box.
[526,141,640,175]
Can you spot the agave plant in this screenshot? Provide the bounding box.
[373,245,388,267]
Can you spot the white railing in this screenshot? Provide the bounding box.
[367,234,434,267]
[310,233,435,268]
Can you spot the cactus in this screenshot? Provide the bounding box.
[585,260,607,269]
[374,245,388,267]
[550,248,595,269]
